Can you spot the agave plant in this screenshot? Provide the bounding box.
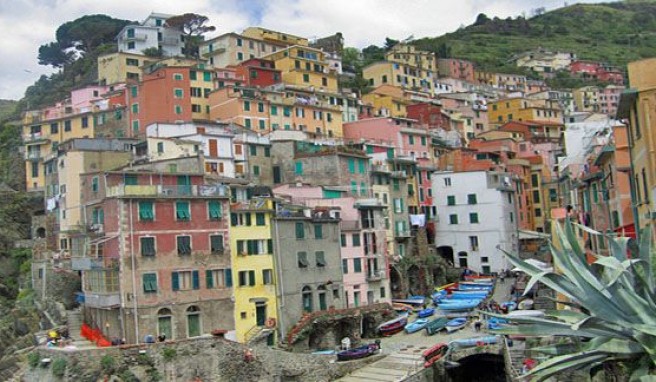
[490,219,656,381]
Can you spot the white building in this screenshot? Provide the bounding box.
[146,122,236,177]
[117,13,184,57]
[433,171,518,274]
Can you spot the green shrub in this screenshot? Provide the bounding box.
[52,358,67,378]
[161,347,177,362]
[27,352,40,368]
[100,354,116,373]
[146,367,162,382]
[119,368,139,382]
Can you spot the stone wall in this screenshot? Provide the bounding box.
[22,335,380,382]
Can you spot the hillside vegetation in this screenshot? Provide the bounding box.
[412,1,656,73]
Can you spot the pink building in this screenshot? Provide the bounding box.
[438,58,476,82]
[599,85,624,116]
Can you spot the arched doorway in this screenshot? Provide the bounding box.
[302,286,313,313]
[36,227,46,238]
[437,246,454,265]
[157,308,173,340]
[447,353,505,382]
[389,266,404,298]
[186,305,201,338]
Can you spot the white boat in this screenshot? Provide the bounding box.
[445,317,468,333]
[505,309,545,318]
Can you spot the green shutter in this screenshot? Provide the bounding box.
[203,72,211,82]
[267,239,273,254]
[358,159,365,174]
[208,201,222,220]
[231,213,238,226]
[237,240,244,254]
[192,271,200,290]
[314,224,322,239]
[256,213,265,226]
[206,270,214,288]
[296,222,305,239]
[348,158,355,173]
[249,270,256,286]
[139,201,154,220]
[245,213,252,226]
[225,269,233,287]
[295,161,303,175]
[176,201,190,220]
[172,272,179,291]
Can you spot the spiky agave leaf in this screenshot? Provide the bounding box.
[498,219,656,379]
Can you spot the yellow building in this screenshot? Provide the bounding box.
[572,86,600,113]
[618,57,656,231]
[97,52,149,85]
[363,61,435,93]
[263,46,338,92]
[229,198,278,343]
[385,43,438,73]
[488,97,563,127]
[242,27,308,46]
[362,85,433,118]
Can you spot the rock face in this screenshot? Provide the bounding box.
[21,336,380,382]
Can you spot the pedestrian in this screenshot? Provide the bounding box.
[500,274,505,284]
[474,319,482,332]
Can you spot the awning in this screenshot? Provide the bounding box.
[614,223,636,239]
[518,230,550,240]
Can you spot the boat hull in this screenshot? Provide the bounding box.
[405,318,430,334]
[445,318,467,333]
[425,317,449,335]
[417,308,435,318]
[336,343,379,361]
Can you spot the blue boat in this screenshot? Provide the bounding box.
[438,300,481,311]
[438,298,482,305]
[449,336,498,348]
[445,317,468,333]
[445,293,488,300]
[405,318,430,333]
[417,308,435,318]
[393,297,425,306]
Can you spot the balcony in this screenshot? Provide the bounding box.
[72,257,106,271]
[395,228,412,238]
[123,33,148,41]
[107,184,230,198]
[160,37,181,46]
[201,46,226,57]
[83,292,121,309]
[371,164,390,173]
[367,270,385,282]
[390,170,407,178]
[340,220,361,231]
[25,151,42,161]
[24,133,50,144]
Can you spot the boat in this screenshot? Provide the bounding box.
[423,343,448,368]
[405,318,430,334]
[501,301,517,311]
[449,336,498,348]
[435,283,457,292]
[392,297,426,306]
[505,309,545,318]
[464,275,495,282]
[392,302,414,313]
[517,299,534,310]
[458,282,493,290]
[311,349,336,355]
[437,298,482,305]
[417,308,435,318]
[425,317,450,335]
[377,313,409,336]
[336,343,379,361]
[437,300,481,311]
[445,317,468,333]
[487,316,508,330]
[448,292,489,299]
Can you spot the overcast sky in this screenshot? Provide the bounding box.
[0,0,612,100]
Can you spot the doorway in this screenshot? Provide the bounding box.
[255,303,267,326]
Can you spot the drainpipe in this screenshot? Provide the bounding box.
[273,218,285,339]
[625,117,641,240]
[129,199,140,343]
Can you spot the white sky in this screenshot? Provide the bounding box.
[0,0,611,100]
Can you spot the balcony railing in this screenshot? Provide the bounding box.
[366,270,385,282]
[24,133,49,143]
[83,292,121,308]
[107,184,230,198]
[395,228,412,238]
[25,151,42,160]
[123,33,148,41]
[160,37,180,45]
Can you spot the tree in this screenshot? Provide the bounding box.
[491,220,656,380]
[165,13,216,58]
[474,13,491,26]
[384,37,399,51]
[37,42,75,68]
[142,47,162,58]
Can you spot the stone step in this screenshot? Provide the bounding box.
[347,371,404,382]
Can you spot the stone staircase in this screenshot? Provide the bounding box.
[66,308,84,342]
[506,340,526,380]
[336,349,425,382]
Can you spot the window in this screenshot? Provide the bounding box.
[50,123,58,134]
[535,208,542,217]
[302,286,313,312]
[340,234,346,247]
[358,159,366,174]
[469,213,479,224]
[532,190,541,203]
[157,142,164,153]
[342,259,348,274]
[297,252,309,268]
[303,74,309,82]
[238,270,256,287]
[174,88,184,98]
[447,195,456,206]
[172,270,199,291]
[295,222,305,239]
[191,104,201,113]
[467,194,477,204]
[230,213,251,226]
[315,251,326,267]
[206,269,229,288]
[255,213,266,226]
[444,177,452,186]
[531,174,539,187]
[258,120,265,130]
[295,161,303,175]
[173,73,183,80]
[174,105,182,114]
[408,135,414,144]
[257,102,264,112]
[314,224,323,239]
[143,273,157,293]
[237,38,242,47]
[210,235,224,254]
[264,147,270,157]
[176,201,190,220]
[262,269,274,285]
[469,236,479,251]
[271,105,278,115]
[203,72,211,82]
[141,237,156,257]
[64,120,71,132]
[91,176,99,192]
[237,52,243,60]
[127,41,135,50]
[353,258,362,273]
[208,201,222,220]
[177,236,192,255]
[139,201,154,221]
[449,214,459,224]
[244,101,250,111]
[352,233,361,247]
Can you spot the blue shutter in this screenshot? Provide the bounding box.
[172,272,179,291]
[206,270,213,288]
[192,270,200,290]
[225,269,233,287]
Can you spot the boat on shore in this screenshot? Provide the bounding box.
[505,309,545,318]
[405,318,430,334]
[392,302,414,313]
[378,313,409,336]
[392,297,426,306]
[438,300,481,311]
[336,343,380,361]
[425,317,450,335]
[449,336,498,348]
[423,343,449,368]
[445,317,468,333]
[417,308,435,318]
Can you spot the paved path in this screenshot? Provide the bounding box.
[335,278,515,381]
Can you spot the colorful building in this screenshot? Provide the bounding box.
[487,97,563,127]
[262,46,338,92]
[437,58,475,83]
